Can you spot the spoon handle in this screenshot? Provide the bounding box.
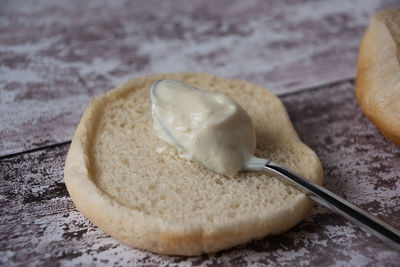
[263,161,400,248]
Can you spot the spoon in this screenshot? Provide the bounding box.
[244,157,400,248]
[151,79,400,249]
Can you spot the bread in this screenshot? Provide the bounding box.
[356,7,400,146]
[64,72,323,255]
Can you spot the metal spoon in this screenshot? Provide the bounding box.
[245,158,400,248]
[151,79,400,249]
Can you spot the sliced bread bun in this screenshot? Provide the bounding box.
[356,7,400,146]
[64,72,323,255]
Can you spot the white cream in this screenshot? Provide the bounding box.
[151,79,259,177]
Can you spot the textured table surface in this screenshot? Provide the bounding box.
[1,0,400,266]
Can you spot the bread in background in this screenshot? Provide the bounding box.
[356,7,400,146]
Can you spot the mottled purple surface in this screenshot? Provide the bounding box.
[1,0,400,266]
[1,82,399,266]
[1,0,398,156]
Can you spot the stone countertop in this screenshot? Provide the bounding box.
[1,0,399,266]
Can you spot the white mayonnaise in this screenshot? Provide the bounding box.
[151,79,263,177]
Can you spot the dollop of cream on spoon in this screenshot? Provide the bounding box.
[151,79,267,177]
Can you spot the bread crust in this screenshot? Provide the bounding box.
[64,72,323,255]
[355,8,400,146]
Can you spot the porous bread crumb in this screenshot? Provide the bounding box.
[90,75,319,223]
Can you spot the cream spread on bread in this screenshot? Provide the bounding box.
[151,79,258,177]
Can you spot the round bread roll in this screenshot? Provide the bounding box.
[356,7,400,146]
[64,72,323,255]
